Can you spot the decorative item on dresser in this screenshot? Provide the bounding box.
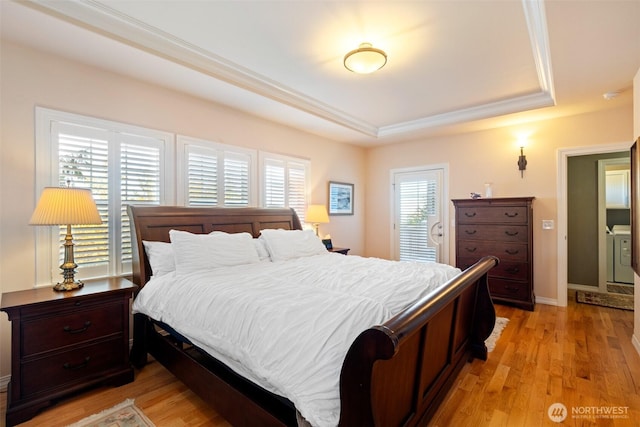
[453,197,535,311]
[0,277,137,426]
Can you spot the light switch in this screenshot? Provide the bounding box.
[542,220,554,230]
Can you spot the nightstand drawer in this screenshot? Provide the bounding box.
[21,337,125,397]
[22,303,123,356]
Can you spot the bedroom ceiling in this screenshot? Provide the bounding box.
[1,0,639,146]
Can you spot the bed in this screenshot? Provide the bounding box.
[127,205,498,427]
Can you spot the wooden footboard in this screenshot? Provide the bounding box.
[339,255,498,426]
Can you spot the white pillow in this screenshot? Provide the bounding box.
[169,230,260,273]
[142,240,175,278]
[253,238,271,261]
[259,229,328,262]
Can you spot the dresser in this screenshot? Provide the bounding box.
[452,197,534,311]
[0,277,136,426]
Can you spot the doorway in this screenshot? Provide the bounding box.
[391,164,449,264]
[558,142,635,308]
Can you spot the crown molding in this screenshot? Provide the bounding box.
[26,0,555,140]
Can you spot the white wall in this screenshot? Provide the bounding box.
[0,40,366,381]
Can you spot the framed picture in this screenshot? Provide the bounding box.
[328,181,354,215]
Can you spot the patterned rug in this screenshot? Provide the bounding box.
[486,317,509,352]
[607,283,634,295]
[66,399,155,427]
[576,290,634,311]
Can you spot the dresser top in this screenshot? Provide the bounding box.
[0,277,136,311]
[452,196,535,204]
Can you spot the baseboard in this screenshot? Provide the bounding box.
[633,334,640,357]
[535,296,558,306]
[0,374,9,392]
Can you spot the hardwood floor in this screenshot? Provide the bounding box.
[2,293,639,427]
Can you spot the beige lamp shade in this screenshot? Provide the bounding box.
[306,204,329,224]
[29,187,102,225]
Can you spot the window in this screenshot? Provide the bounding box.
[36,108,310,284]
[260,152,310,223]
[176,136,257,206]
[35,108,172,284]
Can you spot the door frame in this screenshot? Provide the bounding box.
[557,142,632,307]
[389,163,450,264]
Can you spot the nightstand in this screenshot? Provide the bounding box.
[0,277,137,426]
[329,247,350,255]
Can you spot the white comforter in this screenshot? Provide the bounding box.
[132,253,461,427]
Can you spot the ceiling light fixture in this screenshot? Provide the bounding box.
[343,43,387,74]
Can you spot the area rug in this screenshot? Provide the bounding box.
[576,290,634,311]
[607,283,634,295]
[66,399,155,427]
[486,316,509,352]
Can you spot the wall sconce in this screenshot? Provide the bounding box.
[517,146,527,178]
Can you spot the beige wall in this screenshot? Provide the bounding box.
[0,41,366,380]
[365,106,634,305]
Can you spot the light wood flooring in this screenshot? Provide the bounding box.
[2,292,639,427]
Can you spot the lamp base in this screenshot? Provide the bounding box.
[53,280,84,292]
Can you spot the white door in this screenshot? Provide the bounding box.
[392,168,445,263]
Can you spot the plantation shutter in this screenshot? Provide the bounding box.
[120,135,162,266]
[180,137,254,207]
[261,155,309,222]
[57,123,110,277]
[224,152,251,206]
[54,122,165,279]
[186,145,218,206]
[398,177,437,262]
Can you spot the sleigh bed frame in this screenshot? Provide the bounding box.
[127,205,498,426]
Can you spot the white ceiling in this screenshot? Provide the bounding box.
[2,0,639,146]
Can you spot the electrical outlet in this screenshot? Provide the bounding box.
[542,220,554,230]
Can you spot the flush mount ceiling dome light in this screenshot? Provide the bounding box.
[343,43,387,74]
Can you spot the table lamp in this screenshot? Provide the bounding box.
[29,187,102,291]
[305,204,329,237]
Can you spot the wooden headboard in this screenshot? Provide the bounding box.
[127,205,303,288]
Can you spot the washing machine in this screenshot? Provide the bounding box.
[612,225,633,284]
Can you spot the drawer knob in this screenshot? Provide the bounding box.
[465,230,477,235]
[506,267,520,274]
[505,249,519,255]
[63,356,91,370]
[63,321,91,334]
[504,286,520,292]
[465,247,477,253]
[505,230,519,236]
[464,212,477,217]
[504,212,519,218]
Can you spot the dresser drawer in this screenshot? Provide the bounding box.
[21,337,125,397]
[22,303,123,356]
[489,279,530,301]
[457,240,528,262]
[457,224,528,243]
[458,258,529,281]
[457,206,528,224]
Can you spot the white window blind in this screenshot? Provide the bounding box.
[398,178,437,262]
[261,154,309,223]
[177,136,256,207]
[36,108,171,285]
